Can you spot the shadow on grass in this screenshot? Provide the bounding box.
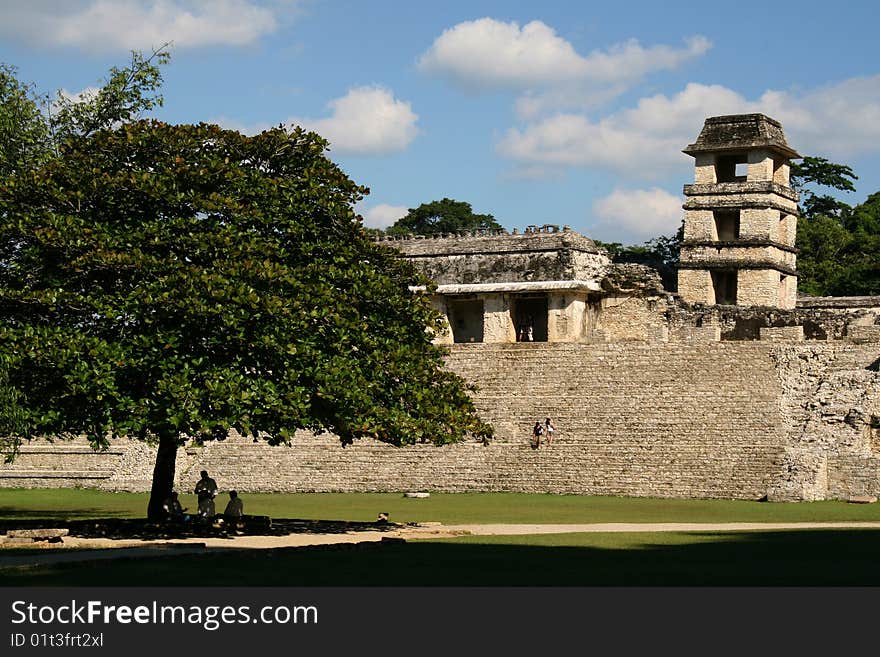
[0,507,132,521]
[5,529,880,586]
[0,515,399,541]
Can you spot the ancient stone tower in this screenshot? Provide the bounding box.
[678,114,800,309]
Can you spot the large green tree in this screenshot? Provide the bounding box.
[791,156,863,296]
[0,56,492,518]
[790,156,858,220]
[831,192,880,295]
[0,120,491,519]
[386,198,501,236]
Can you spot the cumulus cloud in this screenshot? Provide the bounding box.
[0,0,279,52]
[418,18,710,115]
[418,18,593,89]
[360,204,409,230]
[499,76,880,178]
[291,86,419,155]
[592,188,683,242]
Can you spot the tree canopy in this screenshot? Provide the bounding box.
[386,198,502,235]
[791,155,858,221]
[596,224,683,292]
[790,156,880,296]
[0,57,491,518]
[0,47,169,179]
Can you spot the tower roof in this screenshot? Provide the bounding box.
[683,113,800,159]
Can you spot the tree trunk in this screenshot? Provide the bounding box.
[147,432,179,520]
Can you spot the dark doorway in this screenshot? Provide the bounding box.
[711,270,737,305]
[448,298,484,343]
[513,296,548,342]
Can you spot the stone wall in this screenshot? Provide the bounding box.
[668,299,880,342]
[386,230,609,285]
[6,339,880,501]
[767,346,880,501]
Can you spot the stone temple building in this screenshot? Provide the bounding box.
[5,113,880,503]
[383,225,610,344]
[376,113,803,346]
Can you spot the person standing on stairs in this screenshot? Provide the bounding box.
[532,421,544,449]
[545,417,556,445]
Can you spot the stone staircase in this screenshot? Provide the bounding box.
[186,341,788,499]
[8,340,871,499]
[0,440,123,487]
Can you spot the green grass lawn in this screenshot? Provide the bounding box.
[5,488,880,586]
[5,529,880,586]
[4,488,880,524]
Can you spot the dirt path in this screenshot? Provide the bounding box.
[5,521,880,568]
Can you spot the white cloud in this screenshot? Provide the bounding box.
[0,0,279,52]
[592,188,683,241]
[291,86,419,155]
[765,76,880,158]
[360,204,409,230]
[498,111,689,177]
[418,18,710,115]
[57,86,101,104]
[418,18,593,89]
[499,76,880,178]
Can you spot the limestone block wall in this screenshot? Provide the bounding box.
[767,347,880,501]
[595,296,668,342]
[739,208,783,241]
[759,326,804,342]
[429,296,453,345]
[747,149,775,182]
[776,213,797,244]
[694,154,716,184]
[147,342,787,499]
[683,210,714,241]
[5,339,880,502]
[482,294,516,342]
[668,301,880,342]
[737,269,788,308]
[678,269,714,305]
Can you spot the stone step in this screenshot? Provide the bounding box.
[0,469,114,479]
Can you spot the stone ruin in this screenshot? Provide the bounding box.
[5,114,880,502]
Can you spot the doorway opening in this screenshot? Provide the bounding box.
[513,296,548,342]
[448,298,484,343]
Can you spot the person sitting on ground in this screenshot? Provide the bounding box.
[222,490,244,527]
[161,491,188,522]
[194,470,218,519]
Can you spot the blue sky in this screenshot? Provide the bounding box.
[2,0,879,244]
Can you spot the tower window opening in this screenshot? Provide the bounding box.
[715,154,748,182]
[713,210,740,241]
